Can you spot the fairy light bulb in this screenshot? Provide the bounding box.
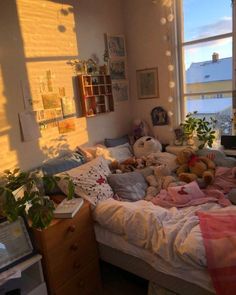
[169,127,174,132]
[167,14,174,22]
[168,111,174,117]
[160,17,167,25]
[168,64,174,71]
[169,81,175,88]
[165,50,171,57]
[168,96,173,102]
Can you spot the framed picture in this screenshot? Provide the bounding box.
[136,68,159,99]
[109,59,126,80]
[151,106,168,126]
[0,217,36,272]
[106,34,126,58]
[112,81,129,102]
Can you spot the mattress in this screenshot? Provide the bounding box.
[94,224,214,293]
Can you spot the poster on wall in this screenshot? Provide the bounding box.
[106,34,126,58]
[136,68,159,99]
[42,93,61,109]
[58,118,76,134]
[112,81,129,102]
[109,59,126,80]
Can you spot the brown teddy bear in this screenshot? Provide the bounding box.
[176,147,216,185]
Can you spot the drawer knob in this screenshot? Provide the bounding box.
[71,243,79,251]
[68,225,76,232]
[74,261,81,269]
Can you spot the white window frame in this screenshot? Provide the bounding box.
[176,0,235,122]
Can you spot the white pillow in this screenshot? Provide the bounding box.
[57,156,113,206]
[108,143,133,163]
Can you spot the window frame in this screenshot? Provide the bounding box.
[176,0,235,122]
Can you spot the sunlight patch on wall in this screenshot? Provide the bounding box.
[16,0,78,58]
[0,135,18,171]
[0,65,9,132]
[38,117,89,159]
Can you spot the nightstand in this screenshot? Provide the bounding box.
[32,200,102,295]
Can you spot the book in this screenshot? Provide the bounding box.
[53,198,84,219]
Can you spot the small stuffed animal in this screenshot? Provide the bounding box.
[145,165,185,200]
[176,147,216,185]
[133,119,152,140]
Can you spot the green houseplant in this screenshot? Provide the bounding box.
[180,111,217,149]
[0,169,74,229]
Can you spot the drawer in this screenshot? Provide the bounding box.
[42,202,93,251]
[47,229,98,289]
[55,259,102,295]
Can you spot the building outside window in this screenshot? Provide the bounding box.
[176,0,234,135]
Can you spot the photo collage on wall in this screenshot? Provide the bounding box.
[36,70,76,134]
[105,34,129,102]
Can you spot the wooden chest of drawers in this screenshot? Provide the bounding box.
[33,201,102,295]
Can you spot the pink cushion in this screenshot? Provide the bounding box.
[167,181,205,203]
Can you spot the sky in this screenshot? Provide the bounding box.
[183,0,232,69]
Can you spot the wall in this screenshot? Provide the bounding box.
[0,0,130,171]
[123,0,178,144]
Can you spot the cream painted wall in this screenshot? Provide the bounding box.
[0,0,130,171]
[123,0,178,144]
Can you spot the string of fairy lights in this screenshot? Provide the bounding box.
[152,0,176,131]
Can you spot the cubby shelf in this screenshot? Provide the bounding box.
[77,74,114,117]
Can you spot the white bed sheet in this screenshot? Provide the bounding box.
[94,224,214,293]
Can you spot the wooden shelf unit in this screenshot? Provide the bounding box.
[78,74,114,117]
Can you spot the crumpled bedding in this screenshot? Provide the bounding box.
[93,198,235,270]
[151,188,231,208]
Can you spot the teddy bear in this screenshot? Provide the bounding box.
[133,136,162,158]
[176,147,216,185]
[145,165,186,200]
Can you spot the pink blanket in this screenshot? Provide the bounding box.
[208,166,236,193]
[151,188,230,208]
[197,210,236,295]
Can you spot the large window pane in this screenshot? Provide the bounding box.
[183,37,232,94]
[183,0,232,42]
[185,94,232,135]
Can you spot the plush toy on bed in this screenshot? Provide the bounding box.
[176,147,216,185]
[133,136,162,158]
[145,165,186,200]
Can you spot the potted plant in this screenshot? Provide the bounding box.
[0,169,74,229]
[180,111,217,149]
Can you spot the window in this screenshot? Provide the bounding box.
[177,0,234,135]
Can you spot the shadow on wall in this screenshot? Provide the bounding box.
[0,0,89,171]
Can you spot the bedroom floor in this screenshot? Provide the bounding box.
[101,261,148,295]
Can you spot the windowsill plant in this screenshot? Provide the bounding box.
[0,169,74,230]
[180,111,217,149]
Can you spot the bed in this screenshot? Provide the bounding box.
[55,146,236,295]
[93,199,222,295]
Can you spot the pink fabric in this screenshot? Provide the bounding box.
[197,210,236,295]
[168,181,205,202]
[151,182,231,208]
[208,166,236,193]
